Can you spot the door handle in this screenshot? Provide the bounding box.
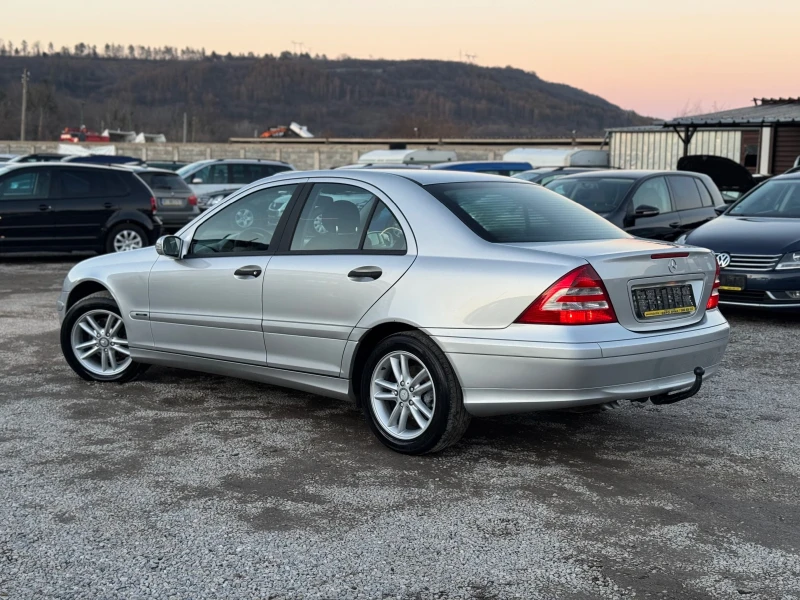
[39,204,52,212]
[348,266,382,280]
[234,265,263,279]
[669,221,681,228]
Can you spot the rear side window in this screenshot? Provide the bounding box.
[230,163,281,184]
[694,179,714,207]
[668,176,703,211]
[137,172,191,192]
[426,182,628,243]
[59,169,129,198]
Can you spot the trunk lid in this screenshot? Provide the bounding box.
[506,239,718,332]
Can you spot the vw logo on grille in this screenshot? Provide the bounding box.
[715,253,731,268]
[668,258,678,273]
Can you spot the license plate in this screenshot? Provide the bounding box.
[632,284,697,319]
[719,274,746,292]
[160,198,185,207]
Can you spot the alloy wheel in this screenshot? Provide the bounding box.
[70,310,132,377]
[370,351,436,440]
[113,230,144,252]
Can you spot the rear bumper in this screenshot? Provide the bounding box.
[432,315,730,416]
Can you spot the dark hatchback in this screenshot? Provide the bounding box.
[545,170,725,241]
[0,163,161,254]
[677,172,800,309]
[130,167,200,231]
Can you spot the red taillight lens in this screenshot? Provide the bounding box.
[706,261,720,310]
[515,265,617,325]
[187,195,198,207]
[150,196,157,214]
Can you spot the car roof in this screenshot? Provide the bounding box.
[429,161,531,169]
[0,162,132,173]
[269,168,527,186]
[128,166,180,175]
[183,158,291,167]
[771,171,800,181]
[550,170,686,180]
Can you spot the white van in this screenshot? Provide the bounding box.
[357,149,457,166]
[503,148,609,168]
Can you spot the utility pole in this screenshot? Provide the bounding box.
[79,101,85,127]
[20,69,30,141]
[182,112,188,143]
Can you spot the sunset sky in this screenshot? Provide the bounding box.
[3,0,798,118]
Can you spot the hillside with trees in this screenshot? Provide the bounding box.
[0,42,651,141]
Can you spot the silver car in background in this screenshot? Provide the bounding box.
[57,170,729,454]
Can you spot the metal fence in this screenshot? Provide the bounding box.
[609,129,742,170]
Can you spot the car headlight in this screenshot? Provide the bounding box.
[776,252,800,270]
[675,234,688,244]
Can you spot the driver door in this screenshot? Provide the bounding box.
[625,176,680,241]
[147,182,302,364]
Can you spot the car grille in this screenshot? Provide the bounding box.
[725,254,782,271]
[719,290,767,303]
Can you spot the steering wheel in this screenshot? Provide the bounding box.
[379,227,405,248]
[230,227,271,251]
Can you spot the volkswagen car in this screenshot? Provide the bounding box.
[677,172,800,309]
[57,171,729,454]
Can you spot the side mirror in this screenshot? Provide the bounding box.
[191,177,203,184]
[714,205,727,216]
[634,205,660,218]
[155,235,182,259]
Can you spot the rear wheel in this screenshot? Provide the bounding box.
[105,223,146,254]
[61,297,148,383]
[360,331,470,454]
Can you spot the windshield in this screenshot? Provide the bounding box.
[176,163,202,177]
[137,172,191,192]
[545,177,635,214]
[425,181,628,243]
[728,179,800,218]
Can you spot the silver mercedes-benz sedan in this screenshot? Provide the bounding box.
[57,170,730,454]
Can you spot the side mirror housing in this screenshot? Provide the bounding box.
[714,204,728,216]
[155,235,182,259]
[634,205,660,218]
[191,177,203,184]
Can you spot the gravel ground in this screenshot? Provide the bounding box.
[1,256,799,600]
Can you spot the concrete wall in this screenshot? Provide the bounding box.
[0,140,601,171]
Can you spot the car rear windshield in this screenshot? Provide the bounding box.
[137,172,192,192]
[728,179,800,218]
[544,177,636,213]
[425,182,629,243]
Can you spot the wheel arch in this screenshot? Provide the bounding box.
[66,279,117,312]
[348,321,444,407]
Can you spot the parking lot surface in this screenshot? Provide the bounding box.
[1,257,799,600]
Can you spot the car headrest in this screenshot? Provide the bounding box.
[320,201,360,234]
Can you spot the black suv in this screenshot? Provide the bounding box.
[545,170,726,241]
[0,163,161,254]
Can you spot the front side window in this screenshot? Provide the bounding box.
[545,177,635,214]
[728,180,800,218]
[0,170,51,200]
[427,181,628,243]
[290,183,377,251]
[631,177,672,214]
[189,184,298,255]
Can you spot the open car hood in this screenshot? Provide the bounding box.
[677,155,755,192]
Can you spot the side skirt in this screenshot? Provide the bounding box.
[130,347,352,402]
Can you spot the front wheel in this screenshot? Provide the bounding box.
[360,331,470,454]
[60,297,148,383]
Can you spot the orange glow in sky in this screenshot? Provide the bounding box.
[4,0,798,118]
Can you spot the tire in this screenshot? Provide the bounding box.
[105,223,147,254]
[60,296,149,383]
[360,331,470,454]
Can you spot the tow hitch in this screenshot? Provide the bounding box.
[649,367,705,405]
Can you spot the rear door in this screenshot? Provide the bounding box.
[0,167,56,250]
[626,176,681,241]
[670,175,717,232]
[51,167,129,246]
[261,180,416,377]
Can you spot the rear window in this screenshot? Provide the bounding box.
[137,172,191,192]
[545,177,635,213]
[426,182,629,243]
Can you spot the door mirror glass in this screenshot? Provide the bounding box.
[634,205,660,218]
[156,235,183,258]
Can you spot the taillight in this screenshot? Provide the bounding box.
[150,196,157,214]
[187,195,198,207]
[515,265,617,325]
[706,261,720,310]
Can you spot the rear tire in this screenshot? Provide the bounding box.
[360,331,470,454]
[105,223,147,254]
[61,296,149,383]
